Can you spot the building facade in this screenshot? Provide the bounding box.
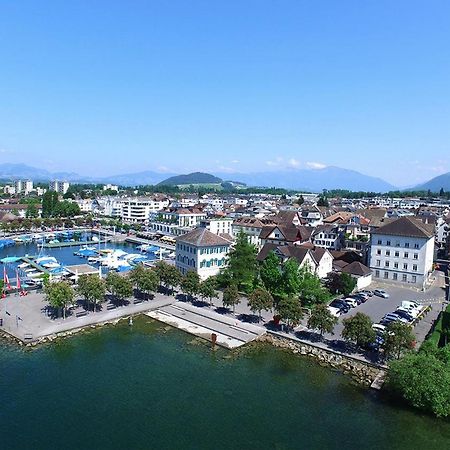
[369,217,435,288]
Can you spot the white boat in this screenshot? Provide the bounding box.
[36,256,58,265]
[42,262,61,269]
[18,262,30,269]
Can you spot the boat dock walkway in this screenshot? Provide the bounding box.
[42,239,110,248]
[20,257,51,275]
[147,302,266,349]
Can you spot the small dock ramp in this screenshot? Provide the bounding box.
[147,302,266,349]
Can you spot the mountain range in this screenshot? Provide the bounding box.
[1,162,449,193]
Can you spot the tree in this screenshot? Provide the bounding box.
[154,261,181,294]
[259,251,282,297]
[25,204,39,219]
[222,284,240,313]
[342,312,375,348]
[199,277,218,306]
[106,272,133,305]
[248,287,273,322]
[297,264,331,307]
[41,191,59,218]
[225,230,258,292]
[388,349,450,417]
[180,271,201,300]
[280,258,301,297]
[326,272,357,296]
[136,269,159,300]
[277,296,303,329]
[44,280,75,319]
[129,264,145,292]
[317,197,329,207]
[77,274,106,312]
[383,322,416,359]
[307,303,338,337]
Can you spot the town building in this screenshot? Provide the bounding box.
[49,180,70,195]
[175,228,232,279]
[14,180,33,195]
[369,216,435,288]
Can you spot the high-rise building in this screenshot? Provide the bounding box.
[14,179,33,195]
[49,181,70,195]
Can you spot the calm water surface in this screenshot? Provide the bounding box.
[0,317,449,450]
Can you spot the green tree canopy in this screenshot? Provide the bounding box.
[180,271,201,300]
[277,296,303,329]
[136,268,159,299]
[388,346,450,417]
[77,274,106,312]
[342,312,375,348]
[326,272,357,296]
[383,322,416,360]
[248,287,273,321]
[199,277,219,305]
[45,280,75,319]
[259,251,282,298]
[307,303,338,337]
[225,230,258,292]
[222,284,240,313]
[297,264,331,307]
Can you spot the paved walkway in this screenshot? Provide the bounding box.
[0,291,175,342]
[147,302,266,349]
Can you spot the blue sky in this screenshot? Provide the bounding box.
[0,0,449,186]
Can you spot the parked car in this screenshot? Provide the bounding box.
[330,300,351,313]
[350,293,368,304]
[381,313,409,325]
[358,290,373,297]
[327,306,341,318]
[394,308,415,322]
[372,323,386,334]
[373,289,390,298]
[342,297,358,308]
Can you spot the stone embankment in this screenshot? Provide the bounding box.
[259,333,384,387]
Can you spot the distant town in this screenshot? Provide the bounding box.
[0,173,450,418]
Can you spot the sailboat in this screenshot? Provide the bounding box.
[16,270,28,296]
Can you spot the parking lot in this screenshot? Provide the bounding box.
[324,271,447,346]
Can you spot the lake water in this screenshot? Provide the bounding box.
[0,317,449,450]
[0,238,155,280]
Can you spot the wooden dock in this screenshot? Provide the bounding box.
[370,370,387,390]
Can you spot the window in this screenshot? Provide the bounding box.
[414,243,420,249]
[393,273,398,280]
[376,260,381,267]
[386,240,391,246]
[395,251,399,257]
[377,239,382,245]
[386,250,391,256]
[394,262,399,269]
[414,253,418,260]
[396,241,400,247]
[405,242,410,248]
[376,249,381,255]
[404,252,409,258]
[403,263,408,270]
[402,274,407,282]
[412,275,417,283]
[413,264,418,271]
[385,261,390,267]
[375,270,380,278]
[384,271,389,279]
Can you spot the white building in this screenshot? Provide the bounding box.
[369,217,435,288]
[176,228,232,280]
[49,180,70,195]
[199,217,233,236]
[149,207,207,235]
[311,225,343,251]
[103,184,119,192]
[120,197,170,224]
[14,180,33,195]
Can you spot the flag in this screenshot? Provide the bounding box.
[3,266,11,290]
[16,270,21,291]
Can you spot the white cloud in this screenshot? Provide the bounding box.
[231,159,240,164]
[157,166,172,173]
[288,158,300,168]
[265,157,284,167]
[306,161,327,170]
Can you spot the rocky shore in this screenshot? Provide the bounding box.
[259,333,384,386]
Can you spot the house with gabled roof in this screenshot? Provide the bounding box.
[369,216,435,288]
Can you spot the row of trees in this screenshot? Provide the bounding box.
[41,191,81,218]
